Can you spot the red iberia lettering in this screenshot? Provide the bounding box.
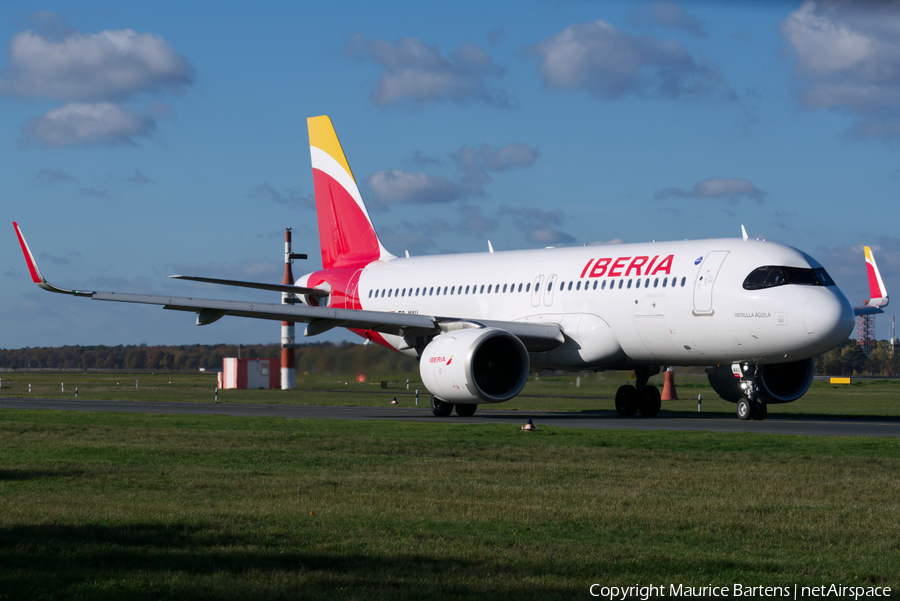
[650,255,674,275]
[625,256,649,276]
[580,254,676,278]
[580,259,594,278]
[589,258,611,278]
[608,257,630,277]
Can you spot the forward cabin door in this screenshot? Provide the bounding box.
[692,251,729,316]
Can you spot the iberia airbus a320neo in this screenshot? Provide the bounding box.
[16,116,884,421]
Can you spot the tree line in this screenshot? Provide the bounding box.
[0,339,896,377]
[0,342,418,375]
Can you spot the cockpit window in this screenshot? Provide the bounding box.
[743,265,835,290]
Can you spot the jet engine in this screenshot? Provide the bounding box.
[419,327,530,404]
[706,358,815,404]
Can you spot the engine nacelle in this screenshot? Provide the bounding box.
[420,327,529,404]
[706,358,815,404]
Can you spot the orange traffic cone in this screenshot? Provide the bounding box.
[661,367,678,400]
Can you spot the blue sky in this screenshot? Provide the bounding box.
[2,0,898,349]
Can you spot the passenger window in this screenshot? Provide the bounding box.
[576,281,581,291]
[627,279,632,289]
[388,289,393,297]
[443,286,448,295]
[479,285,484,294]
[503,284,507,293]
[645,278,650,288]
[487,285,492,293]
[415,288,420,296]
[451,286,455,295]
[601,280,606,290]
[402,289,406,297]
[636,279,641,288]
[368,290,372,298]
[568,281,573,291]
[618,280,624,289]
[653,278,658,288]
[593,281,598,290]
[465,285,470,294]
[548,282,553,292]
[681,277,686,286]
[429,287,433,295]
[663,278,668,287]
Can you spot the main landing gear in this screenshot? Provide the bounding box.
[615,366,662,417]
[431,395,478,417]
[735,365,768,421]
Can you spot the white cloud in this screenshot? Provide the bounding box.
[22,103,155,147]
[781,1,900,141]
[1,14,193,148]
[0,26,194,102]
[249,183,313,208]
[36,166,75,183]
[528,19,733,101]
[655,177,766,203]
[453,142,539,195]
[345,34,509,108]
[368,169,464,204]
[500,205,576,246]
[630,1,707,38]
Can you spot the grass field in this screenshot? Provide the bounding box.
[2,372,899,599]
[1,410,899,600]
[1,370,899,418]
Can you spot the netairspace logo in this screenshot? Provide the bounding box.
[588,583,892,600]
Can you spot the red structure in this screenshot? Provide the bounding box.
[219,358,281,389]
[856,312,876,356]
[281,228,296,390]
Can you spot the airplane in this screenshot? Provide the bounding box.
[853,246,889,316]
[14,115,861,421]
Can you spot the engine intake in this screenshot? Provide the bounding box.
[706,358,815,404]
[420,327,530,404]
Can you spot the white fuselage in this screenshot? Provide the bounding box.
[307,238,854,370]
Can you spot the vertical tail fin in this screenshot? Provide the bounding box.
[307,116,393,269]
[864,246,889,308]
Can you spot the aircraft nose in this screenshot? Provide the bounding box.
[804,291,855,349]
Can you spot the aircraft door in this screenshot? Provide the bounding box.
[692,251,729,315]
[543,274,558,307]
[531,275,544,307]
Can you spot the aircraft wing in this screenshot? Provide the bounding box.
[854,305,884,317]
[13,222,563,350]
[168,275,329,298]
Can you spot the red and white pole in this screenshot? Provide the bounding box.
[281,228,296,390]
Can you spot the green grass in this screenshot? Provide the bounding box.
[1,411,899,600]
[2,371,900,419]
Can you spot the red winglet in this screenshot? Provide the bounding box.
[12,222,44,284]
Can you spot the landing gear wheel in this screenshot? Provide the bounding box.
[431,396,453,417]
[752,401,767,421]
[638,385,661,417]
[455,403,477,417]
[737,398,752,420]
[615,385,638,416]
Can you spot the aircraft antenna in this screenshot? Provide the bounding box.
[741,225,748,241]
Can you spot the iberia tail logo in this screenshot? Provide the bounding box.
[307,116,393,269]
